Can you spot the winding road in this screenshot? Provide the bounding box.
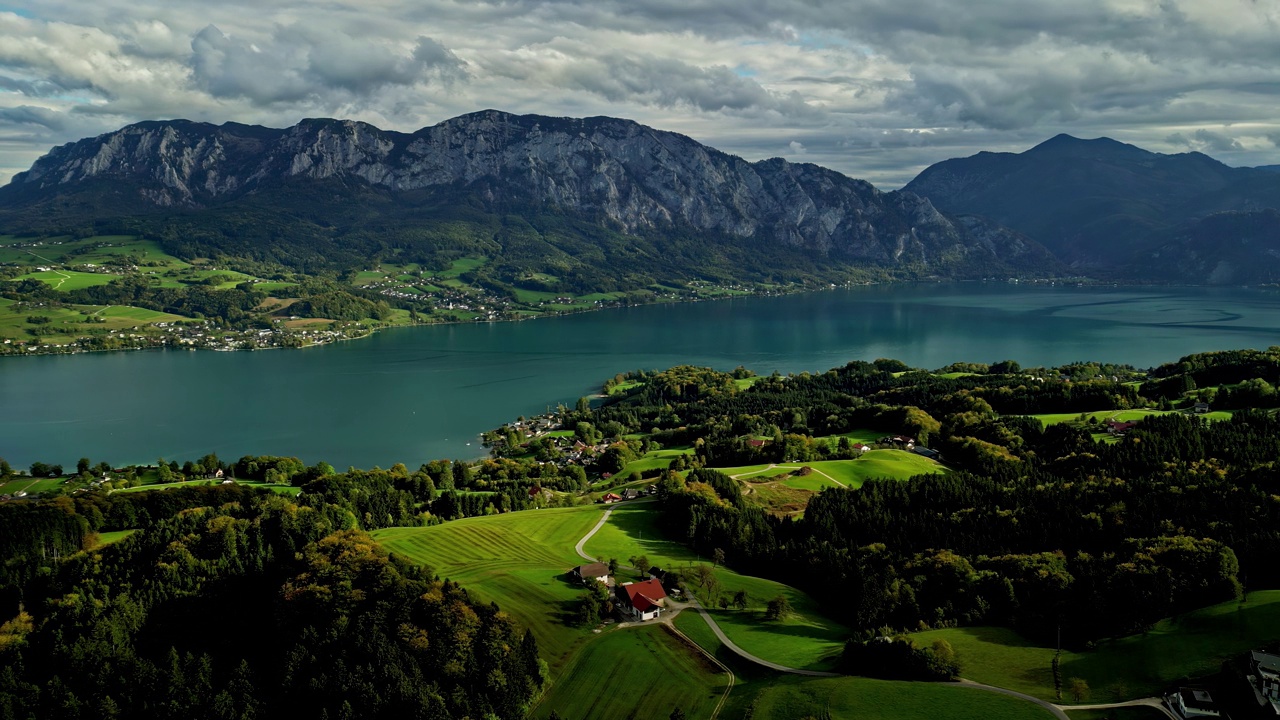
[573,504,1179,720]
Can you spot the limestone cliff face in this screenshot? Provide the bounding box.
[2,110,1054,271]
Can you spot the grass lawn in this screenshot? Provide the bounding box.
[744,675,1057,720]
[0,477,67,495]
[373,505,606,672]
[1030,409,1232,428]
[1065,709,1169,720]
[0,299,184,343]
[613,447,694,478]
[530,624,728,720]
[94,529,138,547]
[15,270,121,290]
[915,590,1280,702]
[427,257,487,279]
[583,502,850,670]
[715,451,945,490]
[671,612,1054,720]
[814,428,889,445]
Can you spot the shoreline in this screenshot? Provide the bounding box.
[4,277,1271,359]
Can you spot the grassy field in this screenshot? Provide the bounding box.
[16,270,121,290]
[915,590,1280,701]
[1065,709,1168,720]
[716,450,946,490]
[0,477,67,495]
[0,297,185,344]
[613,447,694,478]
[0,235,188,268]
[583,502,850,670]
[671,612,1055,720]
[114,480,299,495]
[1031,409,1233,427]
[373,506,606,671]
[94,529,138,547]
[530,624,729,720]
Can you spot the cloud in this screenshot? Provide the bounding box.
[484,45,817,117]
[1165,128,1245,153]
[788,140,806,154]
[0,0,1279,188]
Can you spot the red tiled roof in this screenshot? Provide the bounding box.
[621,579,667,612]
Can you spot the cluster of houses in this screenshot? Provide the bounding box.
[570,562,672,622]
[1163,649,1280,719]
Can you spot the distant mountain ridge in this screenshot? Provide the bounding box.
[0,111,1056,284]
[904,134,1280,283]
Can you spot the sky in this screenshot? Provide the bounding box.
[1,0,1278,190]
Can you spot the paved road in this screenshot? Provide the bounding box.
[956,679,1070,720]
[573,504,1169,720]
[1063,697,1177,719]
[574,508,613,561]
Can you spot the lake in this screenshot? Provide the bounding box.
[4,283,1280,469]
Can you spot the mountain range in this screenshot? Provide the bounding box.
[904,134,1280,283]
[1,111,1278,287]
[0,112,1054,290]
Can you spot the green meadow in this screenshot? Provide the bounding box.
[1065,709,1169,720]
[671,612,1054,720]
[94,529,139,547]
[1030,409,1233,427]
[530,625,729,720]
[915,590,1280,701]
[716,449,947,489]
[583,502,850,670]
[15,270,121,290]
[374,506,605,670]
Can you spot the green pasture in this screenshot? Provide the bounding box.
[583,502,850,669]
[1066,709,1169,720]
[0,300,184,343]
[613,447,694,478]
[251,281,298,294]
[426,257,487,279]
[530,625,729,720]
[114,479,298,495]
[0,235,188,269]
[512,287,559,304]
[1030,409,1232,427]
[815,428,888,445]
[0,477,66,495]
[915,590,1280,701]
[744,675,1056,720]
[671,612,1053,720]
[94,529,138,547]
[715,450,945,490]
[15,270,120,291]
[374,506,606,670]
[350,270,390,286]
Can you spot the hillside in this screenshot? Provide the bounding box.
[904,134,1280,282]
[0,111,1057,288]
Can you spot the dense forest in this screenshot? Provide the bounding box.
[0,481,545,720]
[572,349,1280,647]
[5,346,1280,713]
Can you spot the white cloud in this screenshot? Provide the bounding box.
[0,0,1277,188]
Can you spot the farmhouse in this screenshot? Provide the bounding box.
[1107,420,1139,435]
[1250,650,1280,714]
[851,443,871,454]
[1194,402,1212,414]
[912,446,941,460]
[600,492,622,504]
[572,562,610,585]
[1167,687,1222,719]
[616,579,667,621]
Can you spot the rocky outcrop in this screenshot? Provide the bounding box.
[0,110,1056,273]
